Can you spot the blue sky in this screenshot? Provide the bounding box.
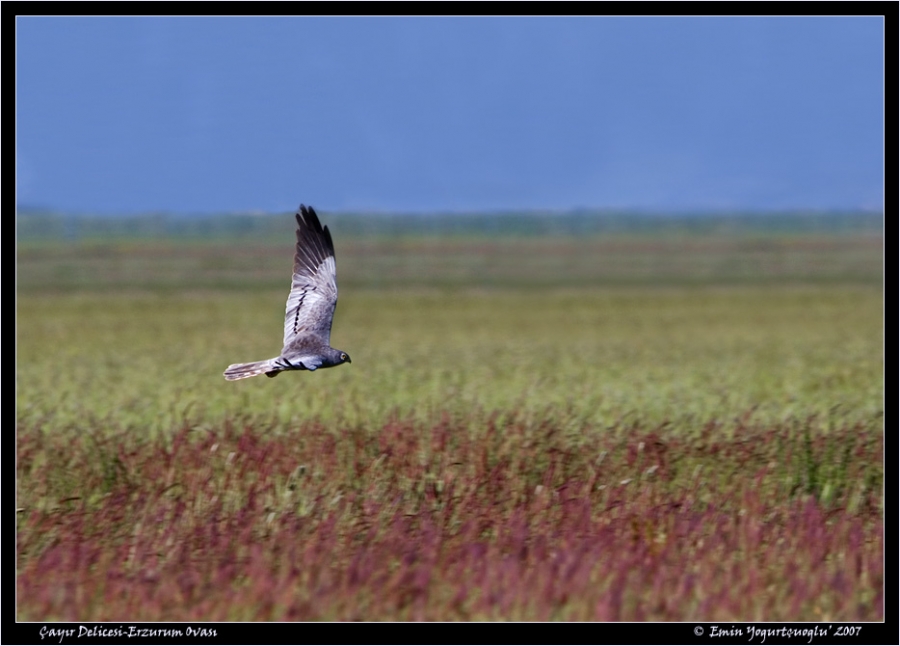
[16,16,884,214]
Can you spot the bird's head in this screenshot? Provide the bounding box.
[319,348,351,369]
[329,349,351,365]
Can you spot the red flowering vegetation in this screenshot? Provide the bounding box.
[17,415,882,621]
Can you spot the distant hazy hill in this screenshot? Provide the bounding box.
[16,208,883,242]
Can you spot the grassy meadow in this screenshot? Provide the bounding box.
[16,211,883,621]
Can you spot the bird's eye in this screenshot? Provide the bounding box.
[341,353,347,360]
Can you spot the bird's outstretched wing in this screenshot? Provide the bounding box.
[282,205,338,349]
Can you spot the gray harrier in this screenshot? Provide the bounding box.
[223,204,351,380]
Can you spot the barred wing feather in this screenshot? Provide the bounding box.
[282,206,339,349]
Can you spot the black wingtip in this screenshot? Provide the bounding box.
[296,204,322,230]
[295,203,335,260]
[296,204,325,237]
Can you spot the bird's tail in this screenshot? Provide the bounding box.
[223,358,281,381]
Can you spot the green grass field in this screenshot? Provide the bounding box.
[16,212,883,621]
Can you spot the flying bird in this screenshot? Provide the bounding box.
[224,204,351,380]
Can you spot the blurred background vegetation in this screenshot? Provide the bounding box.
[16,209,883,291]
[16,209,882,437]
[16,209,883,622]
